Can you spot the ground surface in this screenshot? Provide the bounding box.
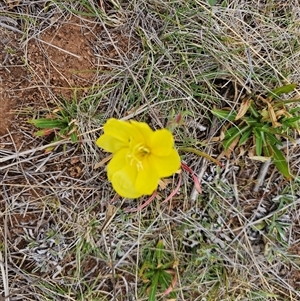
[1,1,300,301]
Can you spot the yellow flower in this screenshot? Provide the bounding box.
[96,118,181,198]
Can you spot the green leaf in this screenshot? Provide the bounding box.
[70,132,78,143]
[266,128,295,143]
[238,126,252,146]
[59,127,69,137]
[269,144,292,179]
[254,129,264,156]
[221,0,228,7]
[248,103,260,118]
[224,126,240,138]
[159,270,175,296]
[223,126,250,150]
[159,270,172,288]
[289,107,300,114]
[148,272,160,301]
[268,83,297,99]
[155,240,164,267]
[283,116,300,124]
[29,118,68,129]
[244,116,260,126]
[264,133,282,146]
[263,143,273,157]
[223,130,241,150]
[211,109,236,121]
[207,0,218,5]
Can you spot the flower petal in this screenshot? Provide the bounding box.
[135,158,159,195]
[149,149,181,178]
[107,149,141,198]
[148,129,174,156]
[96,118,133,153]
[129,120,153,149]
[107,148,129,180]
[96,135,127,154]
[111,167,142,198]
[130,120,154,139]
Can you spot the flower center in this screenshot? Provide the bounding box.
[128,143,150,170]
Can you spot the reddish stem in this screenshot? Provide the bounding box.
[161,173,182,204]
[181,162,202,194]
[124,190,158,213]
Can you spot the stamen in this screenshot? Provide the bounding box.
[127,143,150,170]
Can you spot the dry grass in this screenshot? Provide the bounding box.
[1,0,300,300]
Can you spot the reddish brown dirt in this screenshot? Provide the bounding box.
[27,16,98,100]
[0,14,139,136]
[0,28,28,135]
[0,16,99,136]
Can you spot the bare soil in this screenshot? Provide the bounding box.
[27,15,98,100]
[0,28,28,135]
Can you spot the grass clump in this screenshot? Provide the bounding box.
[139,240,177,301]
[212,83,300,179]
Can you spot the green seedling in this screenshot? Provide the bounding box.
[29,108,79,152]
[139,240,178,301]
[212,83,299,179]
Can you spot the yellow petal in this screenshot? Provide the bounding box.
[111,167,142,198]
[129,120,153,149]
[148,129,174,156]
[149,149,181,178]
[135,158,159,195]
[107,149,141,198]
[107,148,129,181]
[96,118,133,153]
[130,120,154,139]
[96,135,127,153]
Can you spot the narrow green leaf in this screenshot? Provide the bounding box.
[225,125,246,138]
[159,270,176,298]
[266,128,295,143]
[283,116,300,123]
[142,271,155,280]
[70,132,78,143]
[263,144,273,157]
[270,144,292,179]
[159,270,172,288]
[273,97,300,107]
[289,107,300,114]
[248,103,260,118]
[244,116,260,126]
[264,133,282,146]
[223,133,240,150]
[254,129,263,156]
[223,126,249,150]
[148,272,160,301]
[59,127,69,137]
[238,126,252,146]
[211,109,236,121]
[268,83,297,99]
[155,240,164,267]
[29,118,68,129]
[160,260,176,270]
